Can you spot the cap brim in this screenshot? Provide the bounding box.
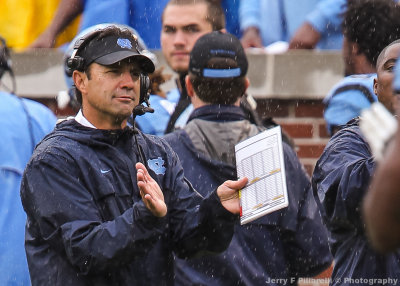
[95,51,155,73]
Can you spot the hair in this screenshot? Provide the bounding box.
[163,0,225,31]
[73,26,136,104]
[342,0,400,66]
[0,36,11,80]
[376,39,400,70]
[189,57,247,105]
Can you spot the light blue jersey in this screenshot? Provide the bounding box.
[324,74,377,134]
[239,0,344,49]
[0,92,56,285]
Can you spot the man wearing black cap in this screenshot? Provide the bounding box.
[161,0,264,135]
[164,31,332,286]
[20,25,247,286]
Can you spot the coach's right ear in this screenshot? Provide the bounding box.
[73,70,88,95]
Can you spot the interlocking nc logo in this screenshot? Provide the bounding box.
[117,38,132,49]
[147,157,166,175]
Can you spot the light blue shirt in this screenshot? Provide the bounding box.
[324,74,377,134]
[0,92,56,285]
[239,0,344,49]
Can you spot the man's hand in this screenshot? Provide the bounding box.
[136,162,167,217]
[289,22,320,49]
[29,30,57,49]
[241,27,263,49]
[217,177,248,214]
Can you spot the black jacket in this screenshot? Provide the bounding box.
[164,105,332,285]
[20,119,236,286]
[313,119,400,285]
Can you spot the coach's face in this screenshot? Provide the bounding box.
[161,3,213,74]
[74,60,142,129]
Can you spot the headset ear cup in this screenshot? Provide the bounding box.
[66,30,101,77]
[140,74,150,104]
[65,57,74,77]
[66,56,85,75]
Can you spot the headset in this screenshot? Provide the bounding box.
[65,28,152,108]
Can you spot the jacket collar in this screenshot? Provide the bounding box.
[187,105,246,123]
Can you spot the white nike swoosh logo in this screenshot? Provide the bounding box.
[100,169,111,174]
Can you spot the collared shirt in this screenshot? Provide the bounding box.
[74,109,96,129]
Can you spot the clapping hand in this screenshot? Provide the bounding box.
[136,162,167,217]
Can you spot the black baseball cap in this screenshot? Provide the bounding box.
[189,31,248,78]
[77,33,155,73]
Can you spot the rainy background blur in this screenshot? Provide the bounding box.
[0,1,361,285]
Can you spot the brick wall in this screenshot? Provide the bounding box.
[45,97,330,177]
[42,96,330,177]
[256,98,330,176]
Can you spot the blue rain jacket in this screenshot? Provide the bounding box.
[20,119,237,286]
[164,105,332,286]
[312,119,400,286]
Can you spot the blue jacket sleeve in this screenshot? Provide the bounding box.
[239,0,261,31]
[312,124,375,251]
[306,0,346,33]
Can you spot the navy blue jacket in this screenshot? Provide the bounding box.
[20,119,237,286]
[164,106,332,286]
[312,119,400,285]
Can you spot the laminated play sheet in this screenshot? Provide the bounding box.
[235,126,289,225]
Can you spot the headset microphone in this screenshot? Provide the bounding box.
[133,73,154,116]
[132,105,154,116]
